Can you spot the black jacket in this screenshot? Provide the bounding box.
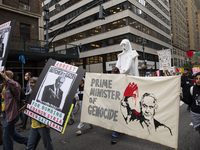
[181,74,194,94]
[182,85,200,114]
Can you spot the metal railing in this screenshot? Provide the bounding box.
[10,36,46,52]
[9,36,79,57]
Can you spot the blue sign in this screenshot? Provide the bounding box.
[28,46,45,51]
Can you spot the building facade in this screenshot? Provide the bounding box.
[185,0,199,64]
[0,0,45,85]
[169,0,189,67]
[46,0,172,74]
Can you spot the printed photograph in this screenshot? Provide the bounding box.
[35,66,77,111]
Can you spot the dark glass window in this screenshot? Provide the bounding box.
[20,23,30,42]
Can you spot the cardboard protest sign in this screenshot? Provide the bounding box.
[0,20,16,71]
[192,67,199,74]
[24,59,85,133]
[81,73,180,148]
[180,68,184,73]
[157,49,171,70]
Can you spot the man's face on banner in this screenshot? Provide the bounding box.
[55,77,65,89]
[141,96,157,121]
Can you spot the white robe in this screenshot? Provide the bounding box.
[116,39,139,76]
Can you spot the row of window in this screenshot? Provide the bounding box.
[48,0,82,18]
[47,0,110,29]
[129,18,171,44]
[128,2,170,34]
[172,58,188,67]
[172,48,187,57]
[82,51,159,65]
[151,0,169,16]
[20,23,30,41]
[146,1,170,25]
[47,1,170,38]
[51,17,171,48]
[75,33,169,53]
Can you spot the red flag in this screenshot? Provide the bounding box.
[192,79,196,84]
[155,70,160,76]
[186,50,200,58]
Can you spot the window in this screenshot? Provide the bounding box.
[20,23,30,42]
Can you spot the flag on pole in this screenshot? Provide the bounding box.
[155,70,161,76]
[186,50,200,58]
[19,55,25,64]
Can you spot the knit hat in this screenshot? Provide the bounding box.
[111,67,120,74]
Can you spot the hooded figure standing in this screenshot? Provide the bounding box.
[116,39,139,76]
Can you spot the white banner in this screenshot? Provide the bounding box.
[157,49,171,70]
[81,73,180,148]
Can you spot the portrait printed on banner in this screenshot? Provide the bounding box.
[120,83,172,136]
[35,66,77,111]
[0,27,11,63]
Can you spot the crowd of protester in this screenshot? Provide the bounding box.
[0,66,200,150]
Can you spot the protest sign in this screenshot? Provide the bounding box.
[157,49,171,70]
[180,68,184,73]
[0,20,15,71]
[25,58,85,133]
[81,73,180,148]
[192,67,199,74]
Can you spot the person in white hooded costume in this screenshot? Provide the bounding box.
[116,39,139,76]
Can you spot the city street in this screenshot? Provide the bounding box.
[2,102,200,150]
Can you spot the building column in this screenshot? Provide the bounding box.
[102,54,107,73]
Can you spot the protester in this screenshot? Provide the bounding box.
[0,70,28,150]
[17,71,32,132]
[68,94,79,125]
[181,68,194,111]
[76,78,93,135]
[116,39,139,76]
[20,77,54,150]
[110,67,120,144]
[180,72,200,135]
[25,72,32,96]
[0,107,2,145]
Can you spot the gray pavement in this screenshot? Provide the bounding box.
[1,103,200,150]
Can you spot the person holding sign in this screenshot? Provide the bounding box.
[41,75,65,110]
[0,70,28,150]
[116,39,139,76]
[20,77,54,150]
[76,78,93,135]
[110,67,121,144]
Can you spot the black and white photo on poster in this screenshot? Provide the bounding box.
[0,26,11,69]
[35,65,77,111]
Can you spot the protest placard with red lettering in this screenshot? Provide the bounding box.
[25,58,85,133]
[0,20,16,71]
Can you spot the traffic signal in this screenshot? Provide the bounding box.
[99,5,105,20]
